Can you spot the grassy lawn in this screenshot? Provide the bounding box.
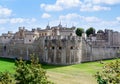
[0,58,15,73]
[0,57,119,84]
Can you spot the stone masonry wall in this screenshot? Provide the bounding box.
[92,47,119,60]
[0,36,82,65]
[43,36,82,65]
[0,36,120,65]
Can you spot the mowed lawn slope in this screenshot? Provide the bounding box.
[0,58,119,84]
[0,58,15,73]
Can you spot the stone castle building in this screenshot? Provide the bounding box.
[0,23,120,65]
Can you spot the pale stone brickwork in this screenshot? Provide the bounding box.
[0,24,120,65]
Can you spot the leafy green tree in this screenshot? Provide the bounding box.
[15,54,53,84]
[75,28,84,36]
[95,60,120,84]
[86,27,95,37]
[0,72,15,84]
[97,30,104,33]
[0,54,53,84]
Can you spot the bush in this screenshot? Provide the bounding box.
[95,60,120,84]
[15,54,53,84]
[0,72,15,84]
[0,54,53,84]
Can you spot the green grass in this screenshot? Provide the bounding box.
[0,57,119,84]
[0,57,15,73]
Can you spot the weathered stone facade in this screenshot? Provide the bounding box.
[0,36,82,65]
[0,24,120,65]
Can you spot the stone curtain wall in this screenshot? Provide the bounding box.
[0,44,37,60]
[0,44,3,56]
[81,38,91,62]
[92,47,119,60]
[0,36,120,65]
[43,36,82,65]
[80,39,119,62]
[0,36,82,65]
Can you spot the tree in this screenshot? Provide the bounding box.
[97,30,104,34]
[15,54,53,84]
[86,27,95,37]
[0,72,15,84]
[0,54,53,84]
[95,60,120,84]
[75,28,84,36]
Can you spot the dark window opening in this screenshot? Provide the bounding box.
[52,46,54,50]
[59,47,62,50]
[71,46,73,49]
[4,46,6,51]
[45,33,47,36]
[70,33,72,36]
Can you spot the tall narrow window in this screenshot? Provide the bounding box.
[4,46,6,51]
[52,46,54,50]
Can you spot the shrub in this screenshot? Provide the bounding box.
[95,60,120,84]
[0,54,53,84]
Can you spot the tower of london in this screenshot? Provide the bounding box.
[0,23,120,65]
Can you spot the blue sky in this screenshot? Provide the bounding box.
[0,0,120,34]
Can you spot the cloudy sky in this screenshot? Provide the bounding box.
[0,0,120,34]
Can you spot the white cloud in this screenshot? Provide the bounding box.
[41,13,51,18]
[40,0,81,11]
[31,18,36,22]
[10,18,36,24]
[0,18,36,24]
[0,6,12,17]
[82,16,101,22]
[40,0,119,12]
[59,13,81,20]
[80,3,111,11]
[91,0,120,5]
[56,0,81,8]
[81,0,118,12]
[59,13,101,23]
[92,5,111,11]
[116,17,120,21]
[41,3,63,11]
[0,27,5,31]
[0,19,9,24]
[10,18,25,24]
[55,13,120,30]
